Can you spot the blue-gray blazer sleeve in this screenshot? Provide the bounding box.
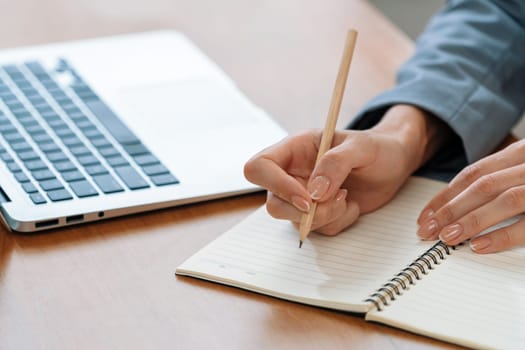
[350,0,525,170]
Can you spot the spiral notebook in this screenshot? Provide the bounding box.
[176,177,525,350]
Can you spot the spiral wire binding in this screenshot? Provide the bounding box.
[364,241,455,311]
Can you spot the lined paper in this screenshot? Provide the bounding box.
[177,177,446,313]
[367,246,525,349]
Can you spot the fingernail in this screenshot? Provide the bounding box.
[418,208,434,223]
[439,223,463,243]
[470,236,491,252]
[291,196,310,213]
[308,176,330,200]
[335,189,347,202]
[417,219,439,239]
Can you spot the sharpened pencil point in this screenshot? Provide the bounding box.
[299,240,303,248]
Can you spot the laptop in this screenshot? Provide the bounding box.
[0,31,287,232]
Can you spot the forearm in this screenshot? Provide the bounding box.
[350,0,525,164]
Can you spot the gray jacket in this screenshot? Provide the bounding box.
[350,0,525,180]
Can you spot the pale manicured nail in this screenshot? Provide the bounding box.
[308,176,330,200]
[335,189,348,202]
[291,196,310,213]
[419,208,434,222]
[470,236,491,252]
[417,219,439,239]
[439,223,463,242]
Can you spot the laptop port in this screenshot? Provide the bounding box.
[35,219,59,228]
[66,214,84,223]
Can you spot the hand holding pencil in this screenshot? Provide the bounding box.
[244,31,439,245]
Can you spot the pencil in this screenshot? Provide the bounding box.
[298,29,358,248]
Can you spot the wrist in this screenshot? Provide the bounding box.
[371,104,451,173]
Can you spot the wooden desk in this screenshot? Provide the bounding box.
[0,1,460,349]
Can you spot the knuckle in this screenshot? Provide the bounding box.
[460,164,482,185]
[502,187,525,210]
[468,213,482,232]
[322,149,347,172]
[473,175,498,196]
[499,228,513,249]
[438,205,455,224]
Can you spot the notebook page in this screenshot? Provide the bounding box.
[177,177,446,313]
[366,245,525,349]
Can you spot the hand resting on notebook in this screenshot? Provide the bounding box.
[244,104,449,235]
[417,139,525,254]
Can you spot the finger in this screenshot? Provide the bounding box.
[315,199,360,236]
[418,164,525,240]
[438,185,525,246]
[308,189,349,233]
[470,217,525,253]
[307,133,375,202]
[266,192,304,222]
[417,141,525,225]
[245,138,313,213]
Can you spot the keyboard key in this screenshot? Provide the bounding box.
[84,99,139,145]
[92,174,124,194]
[55,128,74,138]
[142,164,170,176]
[85,164,108,175]
[151,173,179,186]
[62,170,84,182]
[33,133,53,144]
[4,132,24,143]
[29,192,47,204]
[25,125,46,135]
[106,156,128,167]
[77,155,98,166]
[0,124,17,134]
[98,146,119,158]
[69,180,98,197]
[32,169,55,181]
[39,142,60,153]
[39,179,64,191]
[17,150,40,161]
[113,165,149,190]
[70,146,91,156]
[7,162,21,172]
[84,129,104,139]
[61,136,83,147]
[47,188,73,201]
[22,182,38,193]
[54,160,76,172]
[0,152,13,162]
[122,142,149,156]
[74,119,95,130]
[25,159,47,171]
[25,61,47,76]
[14,171,30,182]
[48,119,67,129]
[47,151,68,163]
[11,141,31,152]
[35,105,53,114]
[92,137,111,148]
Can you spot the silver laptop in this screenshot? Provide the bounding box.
[0,31,286,232]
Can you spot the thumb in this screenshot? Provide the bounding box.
[307,135,374,202]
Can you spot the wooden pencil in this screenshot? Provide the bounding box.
[299,29,358,247]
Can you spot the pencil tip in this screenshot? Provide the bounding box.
[299,240,303,248]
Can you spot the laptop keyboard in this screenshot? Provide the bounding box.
[0,59,179,205]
